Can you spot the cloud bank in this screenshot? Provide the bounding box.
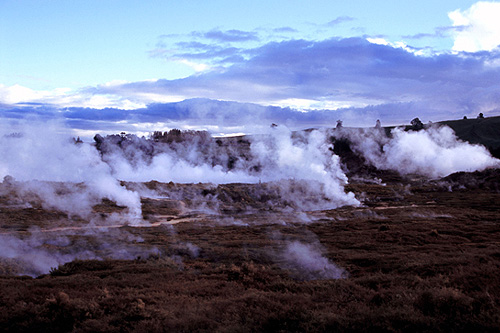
[2,36,500,136]
[107,37,500,114]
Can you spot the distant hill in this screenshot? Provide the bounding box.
[375,116,500,158]
[438,116,500,158]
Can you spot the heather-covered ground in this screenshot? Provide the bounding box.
[1,170,499,332]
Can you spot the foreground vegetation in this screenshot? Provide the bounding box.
[1,170,499,332]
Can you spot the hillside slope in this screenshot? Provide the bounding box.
[439,116,500,158]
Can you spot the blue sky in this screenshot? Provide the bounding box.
[1,0,500,135]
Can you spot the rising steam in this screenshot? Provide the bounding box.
[0,121,143,223]
[1,117,498,277]
[334,125,499,178]
[95,125,359,210]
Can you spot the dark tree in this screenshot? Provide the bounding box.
[410,117,424,131]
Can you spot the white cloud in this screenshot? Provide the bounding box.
[367,38,425,55]
[0,84,61,104]
[0,83,145,110]
[449,1,500,52]
[269,98,320,110]
[80,94,142,109]
[178,59,212,72]
[366,37,390,46]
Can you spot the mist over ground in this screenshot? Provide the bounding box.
[1,117,498,220]
[0,116,498,276]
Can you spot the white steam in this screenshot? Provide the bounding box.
[0,121,143,223]
[0,120,359,276]
[280,241,347,280]
[382,127,498,177]
[111,152,258,184]
[337,125,499,178]
[99,126,359,210]
[250,127,358,208]
[0,234,87,276]
[0,231,159,277]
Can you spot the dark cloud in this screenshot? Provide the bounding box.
[4,96,491,138]
[273,27,298,33]
[0,105,59,120]
[143,38,497,106]
[192,29,259,43]
[174,41,213,49]
[327,16,355,26]
[150,40,241,61]
[151,29,260,66]
[121,37,500,122]
[0,98,370,135]
[158,33,182,39]
[402,32,438,40]
[175,44,242,61]
[403,25,469,40]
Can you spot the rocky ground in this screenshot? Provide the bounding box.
[0,169,499,332]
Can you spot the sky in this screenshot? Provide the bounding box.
[1,0,500,136]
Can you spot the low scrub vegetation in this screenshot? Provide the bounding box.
[1,171,500,331]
